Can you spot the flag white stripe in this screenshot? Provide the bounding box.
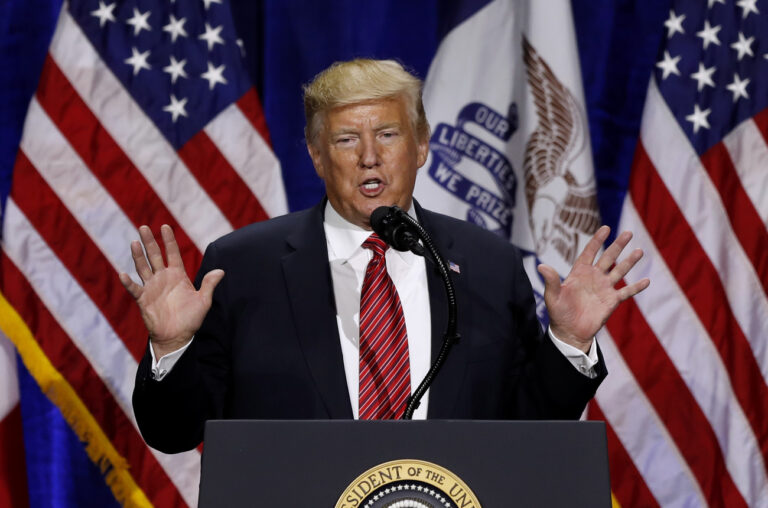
[595,328,705,508]
[205,104,288,218]
[722,118,768,227]
[619,198,768,506]
[0,334,19,420]
[19,99,137,277]
[1,199,200,507]
[641,79,768,381]
[49,8,232,251]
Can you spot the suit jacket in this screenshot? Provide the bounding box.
[133,200,606,453]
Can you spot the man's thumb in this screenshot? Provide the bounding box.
[200,269,225,303]
[537,264,561,299]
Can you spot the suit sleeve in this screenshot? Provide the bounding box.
[506,245,606,419]
[132,242,231,453]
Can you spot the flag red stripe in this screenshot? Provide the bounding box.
[0,256,187,508]
[35,54,202,278]
[177,130,268,229]
[699,142,768,295]
[752,107,768,149]
[606,289,747,506]
[0,404,29,508]
[236,88,273,146]
[631,141,768,464]
[588,402,659,508]
[11,153,146,362]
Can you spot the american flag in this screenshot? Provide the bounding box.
[0,0,286,506]
[588,0,768,506]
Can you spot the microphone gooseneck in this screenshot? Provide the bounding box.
[369,205,460,420]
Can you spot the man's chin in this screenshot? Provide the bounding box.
[344,195,409,229]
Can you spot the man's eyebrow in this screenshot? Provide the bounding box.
[329,127,359,136]
[375,122,401,131]
[329,122,402,136]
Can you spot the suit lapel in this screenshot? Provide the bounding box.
[282,201,353,418]
[417,204,469,419]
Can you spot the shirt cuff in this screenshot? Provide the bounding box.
[149,338,193,381]
[547,326,599,379]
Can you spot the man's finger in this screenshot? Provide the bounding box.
[139,225,166,273]
[119,272,143,300]
[161,224,183,268]
[574,225,610,266]
[609,248,644,285]
[131,240,153,283]
[199,269,225,305]
[537,264,561,300]
[617,278,650,301]
[596,231,632,272]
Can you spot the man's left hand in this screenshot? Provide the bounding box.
[538,225,650,353]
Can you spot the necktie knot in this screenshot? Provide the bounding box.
[363,233,388,258]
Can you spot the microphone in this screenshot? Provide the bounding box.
[370,206,425,257]
[369,204,461,420]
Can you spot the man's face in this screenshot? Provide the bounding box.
[308,96,429,229]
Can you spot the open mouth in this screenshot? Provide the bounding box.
[360,178,384,196]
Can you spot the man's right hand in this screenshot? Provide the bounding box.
[119,225,225,358]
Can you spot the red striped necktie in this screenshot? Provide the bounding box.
[359,233,411,420]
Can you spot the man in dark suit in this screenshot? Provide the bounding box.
[121,59,648,454]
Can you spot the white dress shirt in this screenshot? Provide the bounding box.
[151,202,600,418]
[323,202,432,420]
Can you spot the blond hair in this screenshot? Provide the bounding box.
[303,59,429,145]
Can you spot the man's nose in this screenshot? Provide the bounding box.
[358,135,379,168]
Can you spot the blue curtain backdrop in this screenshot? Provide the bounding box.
[573,0,670,235]
[0,1,669,504]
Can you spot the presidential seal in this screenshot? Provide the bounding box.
[335,459,481,508]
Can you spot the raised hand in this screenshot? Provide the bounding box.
[537,225,650,352]
[119,225,225,358]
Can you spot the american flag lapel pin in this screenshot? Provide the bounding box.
[448,260,461,274]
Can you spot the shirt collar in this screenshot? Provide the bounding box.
[323,201,420,266]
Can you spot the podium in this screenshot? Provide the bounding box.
[199,420,611,507]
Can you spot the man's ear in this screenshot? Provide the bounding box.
[307,142,325,180]
[416,133,429,168]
